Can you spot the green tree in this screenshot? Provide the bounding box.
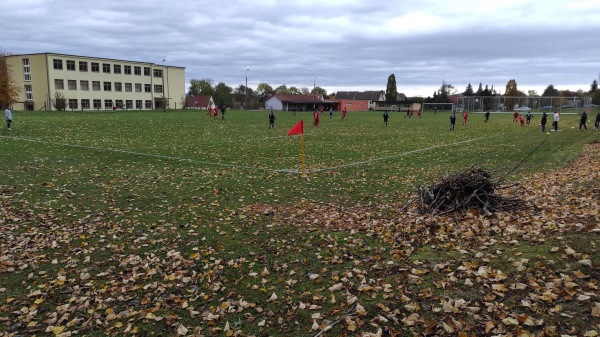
[0,51,21,109]
[385,74,398,101]
[311,86,327,98]
[256,83,274,96]
[188,79,214,96]
[476,83,483,96]
[590,79,598,93]
[288,86,301,95]
[300,87,310,95]
[275,84,289,95]
[464,83,474,96]
[542,84,559,97]
[213,82,233,107]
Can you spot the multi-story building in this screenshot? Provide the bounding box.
[6,52,185,111]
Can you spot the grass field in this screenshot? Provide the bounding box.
[1,109,599,336]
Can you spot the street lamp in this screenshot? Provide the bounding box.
[162,59,166,112]
[313,76,317,110]
[245,68,249,110]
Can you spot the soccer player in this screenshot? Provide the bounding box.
[383,110,389,126]
[484,110,490,123]
[213,106,219,121]
[462,110,468,125]
[513,111,519,123]
[417,108,421,119]
[207,105,212,116]
[579,110,588,130]
[595,112,600,130]
[540,112,548,132]
[552,111,560,131]
[268,110,276,129]
[313,110,320,126]
[519,115,525,126]
[449,112,456,130]
[525,111,533,125]
[329,107,333,119]
[341,107,347,120]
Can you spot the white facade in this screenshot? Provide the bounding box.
[7,53,185,111]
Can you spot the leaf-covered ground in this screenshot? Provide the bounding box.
[1,131,599,337]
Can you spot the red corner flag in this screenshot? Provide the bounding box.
[287,120,304,136]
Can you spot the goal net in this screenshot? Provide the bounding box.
[422,103,454,113]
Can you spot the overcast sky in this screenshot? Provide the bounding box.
[2,0,600,97]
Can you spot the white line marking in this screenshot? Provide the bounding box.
[309,137,485,173]
[1,135,485,175]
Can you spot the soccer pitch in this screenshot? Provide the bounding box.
[1,109,597,219]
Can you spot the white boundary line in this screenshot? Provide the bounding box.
[1,135,485,175]
[308,137,485,173]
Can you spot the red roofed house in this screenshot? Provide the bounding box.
[186,95,214,110]
[334,91,385,111]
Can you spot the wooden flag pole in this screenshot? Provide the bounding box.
[301,132,306,177]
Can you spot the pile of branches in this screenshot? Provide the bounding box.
[412,166,523,216]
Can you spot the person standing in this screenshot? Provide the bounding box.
[313,110,320,127]
[213,106,219,121]
[526,111,533,125]
[449,112,456,130]
[207,105,212,116]
[404,109,410,118]
[579,110,588,130]
[484,110,490,123]
[513,111,519,123]
[221,106,226,121]
[462,110,468,125]
[540,111,548,132]
[329,107,333,119]
[383,110,389,126]
[268,110,276,129]
[341,107,347,120]
[595,112,600,130]
[417,108,421,119]
[5,106,12,130]
[552,111,560,131]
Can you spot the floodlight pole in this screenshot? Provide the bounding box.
[162,59,166,112]
[313,76,317,110]
[245,68,249,111]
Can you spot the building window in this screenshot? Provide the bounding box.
[66,60,76,71]
[92,81,101,91]
[134,66,141,75]
[144,67,151,76]
[53,59,63,70]
[25,85,33,100]
[154,84,163,93]
[91,62,99,72]
[102,63,111,73]
[114,64,121,74]
[79,61,88,72]
[80,80,89,91]
[126,100,133,109]
[81,99,90,109]
[54,79,64,90]
[115,82,122,92]
[144,84,152,93]
[68,80,77,90]
[124,65,131,75]
[68,99,78,109]
[23,58,31,82]
[136,100,142,109]
[104,100,113,109]
[93,99,101,109]
[115,100,124,108]
[145,100,153,109]
[103,82,112,91]
[135,83,142,92]
[125,83,132,92]
[153,69,163,78]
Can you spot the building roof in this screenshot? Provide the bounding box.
[186,95,212,107]
[334,91,358,100]
[355,91,385,100]
[8,52,185,69]
[272,94,324,103]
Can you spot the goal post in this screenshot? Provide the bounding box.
[422,103,454,113]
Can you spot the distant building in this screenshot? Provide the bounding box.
[335,91,385,111]
[186,95,214,110]
[6,52,185,111]
[265,94,339,111]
